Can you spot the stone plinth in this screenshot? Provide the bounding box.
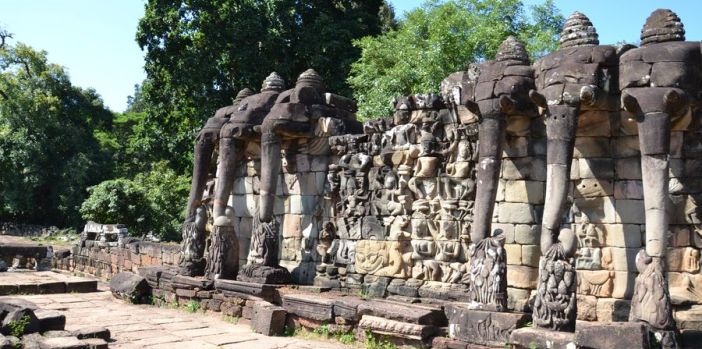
[445,304,530,347]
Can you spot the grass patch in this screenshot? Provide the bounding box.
[284,324,356,346]
[8,315,31,338]
[364,330,397,349]
[183,300,201,313]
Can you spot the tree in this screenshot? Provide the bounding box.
[80,162,189,240]
[348,0,564,119]
[134,0,390,173]
[0,39,113,226]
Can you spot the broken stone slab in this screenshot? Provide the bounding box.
[282,293,334,322]
[171,275,214,290]
[509,327,575,349]
[574,322,650,349]
[108,272,150,303]
[332,296,366,322]
[36,336,89,349]
[357,299,446,326]
[0,302,40,336]
[252,302,287,336]
[214,279,280,302]
[675,304,702,330]
[34,309,66,332]
[64,279,97,294]
[81,338,108,349]
[445,304,531,347]
[358,315,438,341]
[237,264,292,284]
[72,327,110,341]
[386,278,423,298]
[431,336,470,349]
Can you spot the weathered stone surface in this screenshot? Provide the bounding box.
[498,203,536,224]
[109,272,149,303]
[358,315,438,341]
[506,266,537,289]
[504,180,545,204]
[514,225,539,245]
[332,297,366,321]
[171,275,213,290]
[34,309,66,332]
[445,304,530,347]
[596,298,631,323]
[252,302,287,336]
[575,322,649,349]
[577,295,597,321]
[282,293,334,322]
[357,299,446,326]
[675,305,702,330]
[0,303,39,336]
[72,327,110,341]
[509,327,575,349]
[214,279,278,301]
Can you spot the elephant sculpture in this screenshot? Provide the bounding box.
[466,36,538,310]
[206,72,287,279]
[530,12,619,332]
[179,87,254,277]
[620,9,699,344]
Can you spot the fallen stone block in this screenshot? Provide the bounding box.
[358,315,438,341]
[575,322,649,349]
[38,336,88,349]
[509,327,575,349]
[332,297,366,322]
[431,336,469,349]
[445,304,530,347]
[72,327,110,341]
[108,272,150,303]
[215,279,278,302]
[172,275,213,290]
[252,302,287,336]
[357,299,446,326]
[81,338,108,349]
[0,304,40,336]
[282,294,334,322]
[34,310,66,332]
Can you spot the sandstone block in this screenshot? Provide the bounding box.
[445,305,530,347]
[492,224,515,244]
[577,295,597,321]
[574,137,610,158]
[575,322,649,349]
[601,224,642,248]
[521,245,540,267]
[504,180,544,204]
[514,225,539,245]
[615,157,642,179]
[574,197,617,224]
[509,327,574,349]
[613,136,640,158]
[612,271,635,299]
[614,180,644,199]
[615,199,645,224]
[506,265,537,289]
[579,158,614,179]
[575,178,613,198]
[505,244,522,265]
[498,203,536,224]
[596,298,631,322]
[252,302,287,336]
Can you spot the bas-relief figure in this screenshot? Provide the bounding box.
[530,12,618,332]
[620,9,699,340]
[179,87,254,277]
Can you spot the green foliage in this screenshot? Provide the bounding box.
[348,0,564,119]
[364,330,397,349]
[313,324,331,336]
[134,0,389,173]
[0,40,113,226]
[79,161,188,241]
[338,332,355,345]
[8,315,30,338]
[184,300,201,313]
[79,178,151,235]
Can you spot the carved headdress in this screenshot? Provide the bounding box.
[495,36,529,64]
[640,9,685,46]
[233,88,254,106]
[296,69,325,91]
[261,72,285,92]
[559,12,599,48]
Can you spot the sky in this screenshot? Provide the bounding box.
[1,1,701,112]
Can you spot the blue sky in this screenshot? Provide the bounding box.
[1,1,700,112]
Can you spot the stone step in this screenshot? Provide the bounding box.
[214,279,280,302]
[445,304,530,347]
[357,299,447,326]
[282,293,334,322]
[574,322,649,349]
[359,315,438,341]
[0,271,97,296]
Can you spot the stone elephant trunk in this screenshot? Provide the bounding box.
[622,88,687,258]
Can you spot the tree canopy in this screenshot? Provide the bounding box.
[134,0,391,173]
[0,39,113,226]
[348,0,564,119]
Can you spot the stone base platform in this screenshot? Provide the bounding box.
[0,271,97,295]
[445,304,530,347]
[214,278,283,302]
[509,327,575,349]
